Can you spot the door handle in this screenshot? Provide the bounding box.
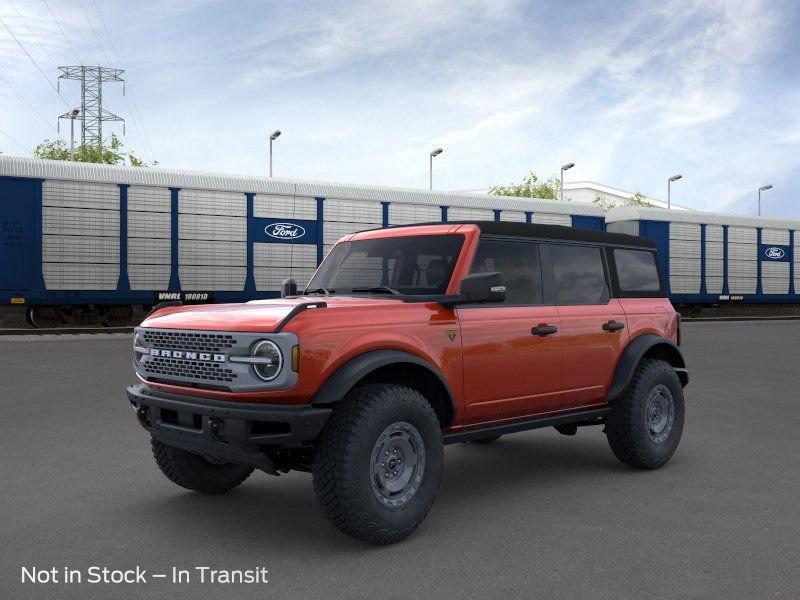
[602,320,625,332]
[531,325,558,336]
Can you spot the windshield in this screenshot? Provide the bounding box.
[306,234,464,296]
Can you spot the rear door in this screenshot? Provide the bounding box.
[0,178,36,291]
[458,237,563,424]
[545,243,628,408]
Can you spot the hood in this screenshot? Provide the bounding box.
[140,295,404,333]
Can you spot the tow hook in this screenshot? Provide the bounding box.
[208,418,223,440]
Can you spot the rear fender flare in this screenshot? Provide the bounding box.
[607,334,688,403]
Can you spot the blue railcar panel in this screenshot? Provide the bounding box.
[250,217,318,245]
[571,215,604,230]
[0,177,38,292]
[638,220,670,293]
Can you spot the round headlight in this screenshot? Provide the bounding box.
[251,340,283,381]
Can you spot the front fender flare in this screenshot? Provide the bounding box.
[311,349,456,419]
[606,334,688,403]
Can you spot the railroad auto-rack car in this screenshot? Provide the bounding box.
[0,156,605,326]
[606,206,800,316]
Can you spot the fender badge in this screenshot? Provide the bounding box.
[446,329,457,342]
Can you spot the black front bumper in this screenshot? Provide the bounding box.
[127,384,331,472]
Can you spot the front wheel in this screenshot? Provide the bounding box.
[605,358,685,469]
[312,384,443,544]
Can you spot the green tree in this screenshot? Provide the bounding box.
[489,171,563,200]
[33,133,156,166]
[593,191,653,212]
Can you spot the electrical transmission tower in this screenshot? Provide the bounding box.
[57,66,125,146]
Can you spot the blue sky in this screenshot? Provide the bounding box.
[1,0,799,217]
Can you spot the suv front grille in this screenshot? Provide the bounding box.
[145,355,238,383]
[141,330,238,353]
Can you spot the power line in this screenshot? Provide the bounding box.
[7,0,81,106]
[0,14,70,108]
[89,0,156,162]
[43,0,84,66]
[0,72,59,132]
[0,126,31,153]
[76,0,112,64]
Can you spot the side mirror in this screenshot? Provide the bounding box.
[281,278,298,298]
[458,271,506,304]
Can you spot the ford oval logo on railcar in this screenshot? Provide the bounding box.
[265,222,306,240]
[764,246,786,260]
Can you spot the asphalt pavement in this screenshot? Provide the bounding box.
[1,321,799,599]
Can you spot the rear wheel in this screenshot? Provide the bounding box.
[605,358,684,469]
[151,438,253,494]
[313,384,443,544]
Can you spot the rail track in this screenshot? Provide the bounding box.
[0,326,134,336]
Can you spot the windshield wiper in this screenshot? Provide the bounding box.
[351,286,402,295]
[303,287,335,295]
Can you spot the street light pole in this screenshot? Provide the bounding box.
[667,174,683,209]
[269,130,281,177]
[429,148,443,190]
[69,108,80,161]
[758,184,773,216]
[560,162,575,202]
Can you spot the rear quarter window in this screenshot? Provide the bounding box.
[613,248,662,293]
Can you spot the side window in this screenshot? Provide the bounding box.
[470,238,543,305]
[613,248,661,292]
[549,244,609,305]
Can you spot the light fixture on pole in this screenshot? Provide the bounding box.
[68,108,80,161]
[560,162,575,202]
[429,148,443,190]
[667,174,682,209]
[758,184,773,216]
[269,130,281,177]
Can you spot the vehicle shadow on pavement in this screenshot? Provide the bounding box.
[127,429,625,551]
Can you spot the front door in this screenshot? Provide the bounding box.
[547,243,628,408]
[0,178,36,291]
[458,237,563,425]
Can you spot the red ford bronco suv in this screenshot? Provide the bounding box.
[128,222,688,544]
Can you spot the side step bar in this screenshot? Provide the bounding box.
[442,406,610,445]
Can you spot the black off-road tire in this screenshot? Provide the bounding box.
[312,384,444,545]
[472,434,502,444]
[605,358,685,469]
[151,438,253,494]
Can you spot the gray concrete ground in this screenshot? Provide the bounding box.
[1,322,798,600]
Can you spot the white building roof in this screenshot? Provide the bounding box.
[606,205,800,230]
[0,156,604,217]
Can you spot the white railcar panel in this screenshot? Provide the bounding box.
[606,221,639,236]
[531,213,571,226]
[705,258,723,278]
[129,265,171,290]
[388,203,442,225]
[728,260,758,278]
[705,239,724,260]
[727,244,756,261]
[323,221,379,246]
[253,243,317,268]
[728,226,757,244]
[705,225,724,241]
[128,238,170,265]
[42,180,119,211]
[179,214,246,241]
[669,222,701,241]
[129,211,170,239]
[43,206,119,238]
[761,229,790,245]
[179,266,246,290]
[669,275,701,294]
[43,263,119,290]
[179,189,246,217]
[500,210,526,223]
[669,239,701,260]
[43,235,119,264]
[728,277,757,294]
[670,257,701,276]
[255,268,316,292]
[254,194,317,220]
[324,198,382,223]
[180,240,246,266]
[448,207,494,221]
[128,186,170,213]
[761,262,789,294]
[706,276,723,294]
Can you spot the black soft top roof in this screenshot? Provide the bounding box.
[389,221,655,249]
